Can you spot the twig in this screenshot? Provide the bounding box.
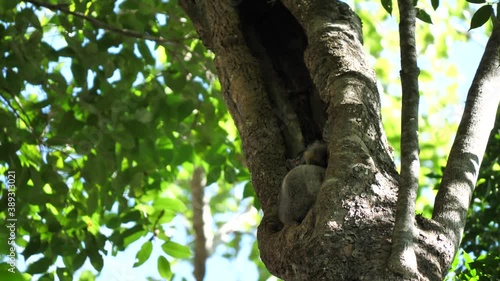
[25,0,187,44]
[0,89,39,142]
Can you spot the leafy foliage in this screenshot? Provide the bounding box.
[0,0,251,279]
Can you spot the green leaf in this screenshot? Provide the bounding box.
[39,273,55,281]
[85,234,103,271]
[161,241,191,259]
[416,8,433,24]
[87,186,100,215]
[5,69,23,94]
[206,165,222,184]
[172,143,194,165]
[137,41,155,65]
[243,181,254,198]
[469,5,492,30]
[72,252,87,270]
[157,256,172,279]
[16,8,41,31]
[22,62,45,85]
[20,143,42,166]
[28,29,43,45]
[56,267,72,281]
[243,182,261,209]
[153,197,187,213]
[88,249,103,272]
[431,0,439,10]
[224,165,237,183]
[22,235,41,260]
[177,99,196,122]
[466,0,486,3]
[1,0,18,10]
[0,263,30,281]
[27,257,53,274]
[120,209,143,222]
[134,241,153,267]
[71,62,87,86]
[381,0,392,14]
[463,251,474,264]
[122,225,146,247]
[82,156,109,185]
[78,270,95,281]
[164,70,187,92]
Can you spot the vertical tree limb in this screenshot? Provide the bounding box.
[388,0,420,277]
[433,23,500,263]
[191,167,208,281]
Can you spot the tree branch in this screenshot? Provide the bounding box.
[0,88,40,145]
[0,90,34,134]
[388,0,420,277]
[191,167,208,281]
[432,22,500,260]
[25,0,185,44]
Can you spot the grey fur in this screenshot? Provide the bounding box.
[279,165,326,224]
[279,141,328,225]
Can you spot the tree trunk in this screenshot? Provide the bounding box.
[178,0,490,280]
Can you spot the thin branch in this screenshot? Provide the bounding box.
[0,92,29,128]
[433,23,500,255]
[0,89,40,143]
[388,0,420,277]
[25,0,188,44]
[191,167,208,281]
[1,89,85,169]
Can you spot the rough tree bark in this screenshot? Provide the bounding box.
[179,0,500,280]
